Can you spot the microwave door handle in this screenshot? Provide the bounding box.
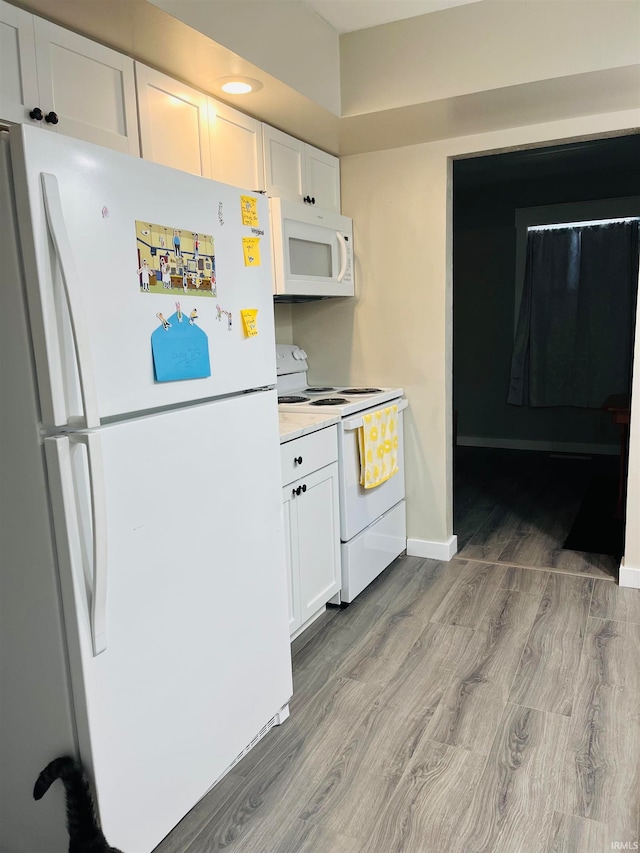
[336,231,348,282]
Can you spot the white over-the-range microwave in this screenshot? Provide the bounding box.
[270,198,354,300]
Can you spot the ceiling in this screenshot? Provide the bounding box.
[304,0,482,33]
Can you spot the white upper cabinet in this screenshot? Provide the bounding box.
[0,3,138,155]
[135,66,264,190]
[0,0,39,125]
[263,125,304,201]
[135,64,211,177]
[1,1,337,202]
[305,144,341,213]
[262,124,340,212]
[33,19,139,154]
[208,98,264,191]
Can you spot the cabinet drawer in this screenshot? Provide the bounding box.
[281,426,337,485]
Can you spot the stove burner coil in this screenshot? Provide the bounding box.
[278,395,310,404]
[304,386,336,394]
[340,388,383,394]
[309,397,349,406]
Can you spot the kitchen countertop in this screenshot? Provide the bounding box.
[279,411,340,443]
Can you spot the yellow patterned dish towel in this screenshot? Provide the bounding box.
[358,405,399,489]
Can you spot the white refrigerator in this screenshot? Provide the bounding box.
[0,125,292,853]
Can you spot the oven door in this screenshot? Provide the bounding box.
[338,400,407,542]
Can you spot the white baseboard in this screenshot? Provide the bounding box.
[619,559,640,589]
[457,435,618,456]
[407,535,458,562]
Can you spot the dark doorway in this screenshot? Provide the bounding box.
[452,133,640,573]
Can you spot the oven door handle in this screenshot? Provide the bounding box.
[343,398,408,431]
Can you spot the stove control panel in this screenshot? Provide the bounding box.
[276,344,308,375]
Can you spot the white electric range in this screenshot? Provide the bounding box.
[276,344,407,602]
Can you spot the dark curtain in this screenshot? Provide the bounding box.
[508,220,639,407]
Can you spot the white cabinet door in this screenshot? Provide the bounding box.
[281,487,302,634]
[306,144,340,212]
[209,98,263,190]
[283,458,341,637]
[262,123,305,202]
[262,123,340,212]
[32,18,139,155]
[296,462,341,624]
[0,0,39,126]
[136,64,211,177]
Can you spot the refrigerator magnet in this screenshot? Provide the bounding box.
[136,221,216,296]
[240,309,258,338]
[240,195,258,227]
[216,304,233,331]
[242,237,261,267]
[151,310,211,382]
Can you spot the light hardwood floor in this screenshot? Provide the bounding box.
[154,449,638,853]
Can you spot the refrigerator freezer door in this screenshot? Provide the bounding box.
[45,390,292,852]
[10,124,277,428]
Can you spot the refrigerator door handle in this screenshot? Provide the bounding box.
[45,433,109,656]
[41,172,100,430]
[76,431,109,655]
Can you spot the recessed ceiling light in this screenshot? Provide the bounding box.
[214,76,263,95]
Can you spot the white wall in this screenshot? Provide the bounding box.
[340,0,640,115]
[274,303,294,344]
[291,109,640,559]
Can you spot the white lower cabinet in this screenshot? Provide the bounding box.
[281,428,341,638]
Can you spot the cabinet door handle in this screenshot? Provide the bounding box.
[293,486,302,496]
[311,197,316,205]
[294,456,303,464]
[29,107,44,120]
[301,484,307,493]
[45,111,59,125]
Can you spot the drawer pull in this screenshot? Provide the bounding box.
[294,456,303,465]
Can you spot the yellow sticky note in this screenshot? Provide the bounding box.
[240,196,258,227]
[241,309,258,337]
[242,236,261,266]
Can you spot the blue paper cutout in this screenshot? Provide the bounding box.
[151,311,211,382]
